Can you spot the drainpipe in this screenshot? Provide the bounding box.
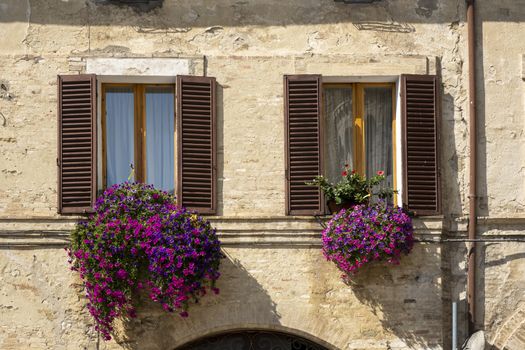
[466,0,478,335]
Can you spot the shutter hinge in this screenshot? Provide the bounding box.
[56,158,61,167]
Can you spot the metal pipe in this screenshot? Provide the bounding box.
[420,238,525,243]
[452,301,458,350]
[466,0,478,335]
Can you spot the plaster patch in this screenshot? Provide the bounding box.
[85,57,192,76]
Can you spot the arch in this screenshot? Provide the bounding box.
[490,307,525,350]
[175,329,331,350]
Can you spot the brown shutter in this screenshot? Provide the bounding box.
[57,74,97,214]
[177,76,216,214]
[284,75,323,215]
[401,74,440,215]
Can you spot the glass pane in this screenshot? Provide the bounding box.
[145,87,175,193]
[105,87,135,187]
[364,86,393,192]
[324,87,354,183]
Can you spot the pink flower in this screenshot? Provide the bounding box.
[342,171,348,176]
[68,183,222,341]
[377,170,385,176]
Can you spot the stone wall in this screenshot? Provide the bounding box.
[0,0,524,349]
[0,0,469,218]
[0,217,444,350]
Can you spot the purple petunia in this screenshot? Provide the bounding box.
[67,182,223,341]
[322,201,414,277]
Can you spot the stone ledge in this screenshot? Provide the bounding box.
[449,216,525,233]
[0,231,446,249]
[0,230,70,248]
[0,216,444,248]
[0,215,443,232]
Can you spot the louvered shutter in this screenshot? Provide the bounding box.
[177,76,216,214]
[401,74,441,215]
[284,75,323,215]
[57,74,97,214]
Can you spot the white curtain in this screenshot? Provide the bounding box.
[324,87,354,183]
[365,87,393,190]
[146,87,175,193]
[105,87,134,187]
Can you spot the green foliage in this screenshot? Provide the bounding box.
[307,165,395,204]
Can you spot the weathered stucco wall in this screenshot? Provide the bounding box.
[477,4,525,217]
[0,239,443,350]
[0,0,470,218]
[0,0,524,349]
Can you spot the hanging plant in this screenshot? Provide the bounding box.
[321,201,414,277]
[66,183,222,340]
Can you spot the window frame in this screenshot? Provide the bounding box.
[284,74,440,217]
[57,73,218,215]
[100,83,176,190]
[321,82,398,205]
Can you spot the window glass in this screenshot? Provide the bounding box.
[145,87,175,193]
[364,86,393,189]
[105,87,135,187]
[324,86,354,183]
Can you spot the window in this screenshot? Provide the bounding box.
[57,75,217,215]
[284,74,439,216]
[323,83,395,192]
[101,84,175,193]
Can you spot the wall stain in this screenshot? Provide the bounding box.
[416,0,438,18]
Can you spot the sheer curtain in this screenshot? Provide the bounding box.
[145,87,175,193]
[365,87,393,191]
[105,87,134,187]
[324,87,354,183]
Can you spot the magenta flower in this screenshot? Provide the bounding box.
[116,269,127,279]
[322,201,413,277]
[67,182,223,341]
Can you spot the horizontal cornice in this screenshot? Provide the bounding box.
[0,216,442,248]
[1,215,524,249]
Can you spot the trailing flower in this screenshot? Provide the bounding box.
[321,201,414,276]
[66,182,222,341]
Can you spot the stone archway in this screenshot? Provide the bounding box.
[490,306,525,350]
[176,330,330,350]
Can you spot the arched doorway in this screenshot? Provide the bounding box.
[177,330,330,350]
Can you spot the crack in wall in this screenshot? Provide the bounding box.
[20,0,31,53]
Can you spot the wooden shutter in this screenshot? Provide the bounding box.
[401,74,440,215]
[57,74,97,214]
[284,75,323,215]
[177,76,216,214]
